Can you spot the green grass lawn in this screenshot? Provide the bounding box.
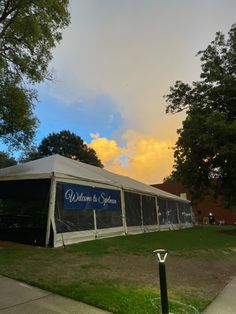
[0,226,236,313]
[68,225,236,256]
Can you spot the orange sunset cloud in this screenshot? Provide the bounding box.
[89,130,175,184]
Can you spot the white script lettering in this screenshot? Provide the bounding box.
[98,192,117,206]
[65,189,92,203]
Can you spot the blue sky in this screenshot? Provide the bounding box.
[35,84,123,143]
[3,0,236,183]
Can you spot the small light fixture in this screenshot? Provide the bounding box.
[153,249,168,263]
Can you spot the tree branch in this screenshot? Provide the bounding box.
[0,10,20,42]
[0,0,17,23]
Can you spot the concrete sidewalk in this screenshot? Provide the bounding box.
[203,277,236,314]
[0,275,111,313]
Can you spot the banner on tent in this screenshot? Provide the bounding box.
[63,183,120,210]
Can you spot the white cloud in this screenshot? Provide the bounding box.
[44,0,236,181]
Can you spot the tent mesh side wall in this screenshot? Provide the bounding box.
[0,178,192,247]
[124,192,142,227]
[158,197,191,226]
[124,191,157,228]
[178,202,193,224]
[54,187,192,242]
[0,179,50,246]
[142,195,157,226]
[54,182,123,234]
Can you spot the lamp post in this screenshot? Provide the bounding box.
[153,249,169,314]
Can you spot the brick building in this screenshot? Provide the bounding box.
[152,182,236,225]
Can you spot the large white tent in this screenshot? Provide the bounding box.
[0,155,192,247]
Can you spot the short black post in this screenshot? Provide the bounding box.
[153,249,169,314]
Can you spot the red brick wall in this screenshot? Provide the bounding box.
[152,183,236,224]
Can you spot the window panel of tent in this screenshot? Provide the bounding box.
[124,191,142,226]
[96,208,122,229]
[184,203,192,223]
[157,198,168,225]
[55,206,94,233]
[55,182,122,233]
[166,200,178,224]
[178,202,186,223]
[142,195,157,226]
[0,179,50,246]
[55,182,94,232]
[177,202,191,224]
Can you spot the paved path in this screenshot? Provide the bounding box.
[0,275,111,314]
[203,277,236,314]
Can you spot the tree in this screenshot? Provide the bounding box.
[0,69,38,148]
[0,0,70,148]
[0,151,16,168]
[165,24,236,207]
[163,173,178,184]
[0,0,70,82]
[23,130,104,168]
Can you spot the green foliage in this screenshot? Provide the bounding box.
[23,130,104,167]
[0,0,70,148]
[0,0,70,82]
[0,151,16,168]
[165,24,236,206]
[0,69,38,148]
[163,173,178,183]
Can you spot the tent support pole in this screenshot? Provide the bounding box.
[120,189,127,235]
[176,202,181,230]
[155,197,160,231]
[93,210,98,239]
[46,174,56,247]
[140,195,144,232]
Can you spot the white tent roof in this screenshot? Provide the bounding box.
[0,154,188,202]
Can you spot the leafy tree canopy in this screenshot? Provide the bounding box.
[23,130,104,168]
[0,69,38,148]
[163,174,178,184]
[165,24,236,207]
[0,150,16,168]
[0,0,70,82]
[0,0,70,148]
